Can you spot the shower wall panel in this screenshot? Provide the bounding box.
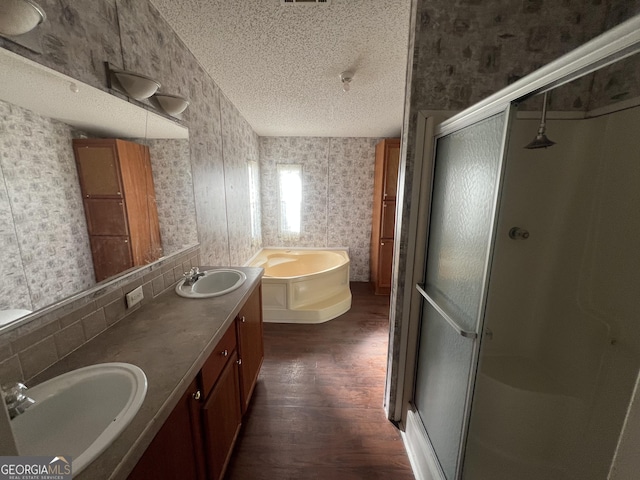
[467,106,640,479]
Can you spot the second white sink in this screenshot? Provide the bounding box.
[11,363,147,476]
[175,269,247,298]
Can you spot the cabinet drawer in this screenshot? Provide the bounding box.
[200,325,237,398]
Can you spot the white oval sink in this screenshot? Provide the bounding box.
[11,363,147,476]
[175,269,247,298]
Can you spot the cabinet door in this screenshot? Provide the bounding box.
[142,145,163,261]
[83,199,128,236]
[128,379,205,480]
[381,200,396,239]
[90,236,133,282]
[200,324,237,398]
[236,286,264,413]
[202,351,242,480]
[74,141,123,197]
[378,239,394,293]
[117,140,163,265]
[383,140,400,200]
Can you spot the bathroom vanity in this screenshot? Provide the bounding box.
[24,266,264,480]
[128,283,263,480]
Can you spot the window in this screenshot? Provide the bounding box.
[247,161,261,244]
[277,164,302,236]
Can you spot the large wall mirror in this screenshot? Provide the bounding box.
[0,48,198,331]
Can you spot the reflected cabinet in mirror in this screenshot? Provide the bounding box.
[0,48,198,330]
[73,139,163,282]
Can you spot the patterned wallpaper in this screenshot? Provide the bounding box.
[0,156,31,312]
[260,137,379,282]
[588,52,640,111]
[220,95,262,266]
[0,100,94,311]
[145,139,198,255]
[411,0,608,112]
[0,0,123,95]
[327,138,380,282]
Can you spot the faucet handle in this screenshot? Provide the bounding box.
[184,266,199,276]
[2,382,35,418]
[2,382,28,403]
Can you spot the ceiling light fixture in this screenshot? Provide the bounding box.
[109,68,161,100]
[0,0,46,36]
[340,71,353,92]
[154,93,190,116]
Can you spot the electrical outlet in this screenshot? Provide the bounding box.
[125,286,144,308]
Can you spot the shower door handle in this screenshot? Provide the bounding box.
[415,284,478,339]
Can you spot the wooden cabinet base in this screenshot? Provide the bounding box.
[202,350,242,480]
[129,284,264,480]
[236,286,264,414]
[128,379,205,480]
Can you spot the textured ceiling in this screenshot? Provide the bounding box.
[149,0,411,137]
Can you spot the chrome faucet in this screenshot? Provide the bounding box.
[2,382,35,419]
[183,266,205,286]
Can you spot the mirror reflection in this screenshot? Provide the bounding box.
[0,48,198,328]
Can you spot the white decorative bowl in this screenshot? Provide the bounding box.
[111,69,160,100]
[154,93,190,115]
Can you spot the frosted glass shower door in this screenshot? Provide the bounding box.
[414,113,508,480]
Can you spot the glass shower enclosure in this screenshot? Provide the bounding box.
[410,27,640,480]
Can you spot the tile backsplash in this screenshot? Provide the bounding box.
[0,246,200,384]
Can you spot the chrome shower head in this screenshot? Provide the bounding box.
[524,132,556,149]
[524,91,555,149]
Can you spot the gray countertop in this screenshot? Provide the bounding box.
[31,266,263,480]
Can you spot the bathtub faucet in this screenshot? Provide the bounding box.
[2,382,35,419]
[183,267,205,286]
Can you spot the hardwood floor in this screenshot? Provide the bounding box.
[224,282,415,480]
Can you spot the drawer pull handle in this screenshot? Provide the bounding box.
[237,359,242,366]
[241,316,246,323]
[221,349,229,357]
[193,390,201,401]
